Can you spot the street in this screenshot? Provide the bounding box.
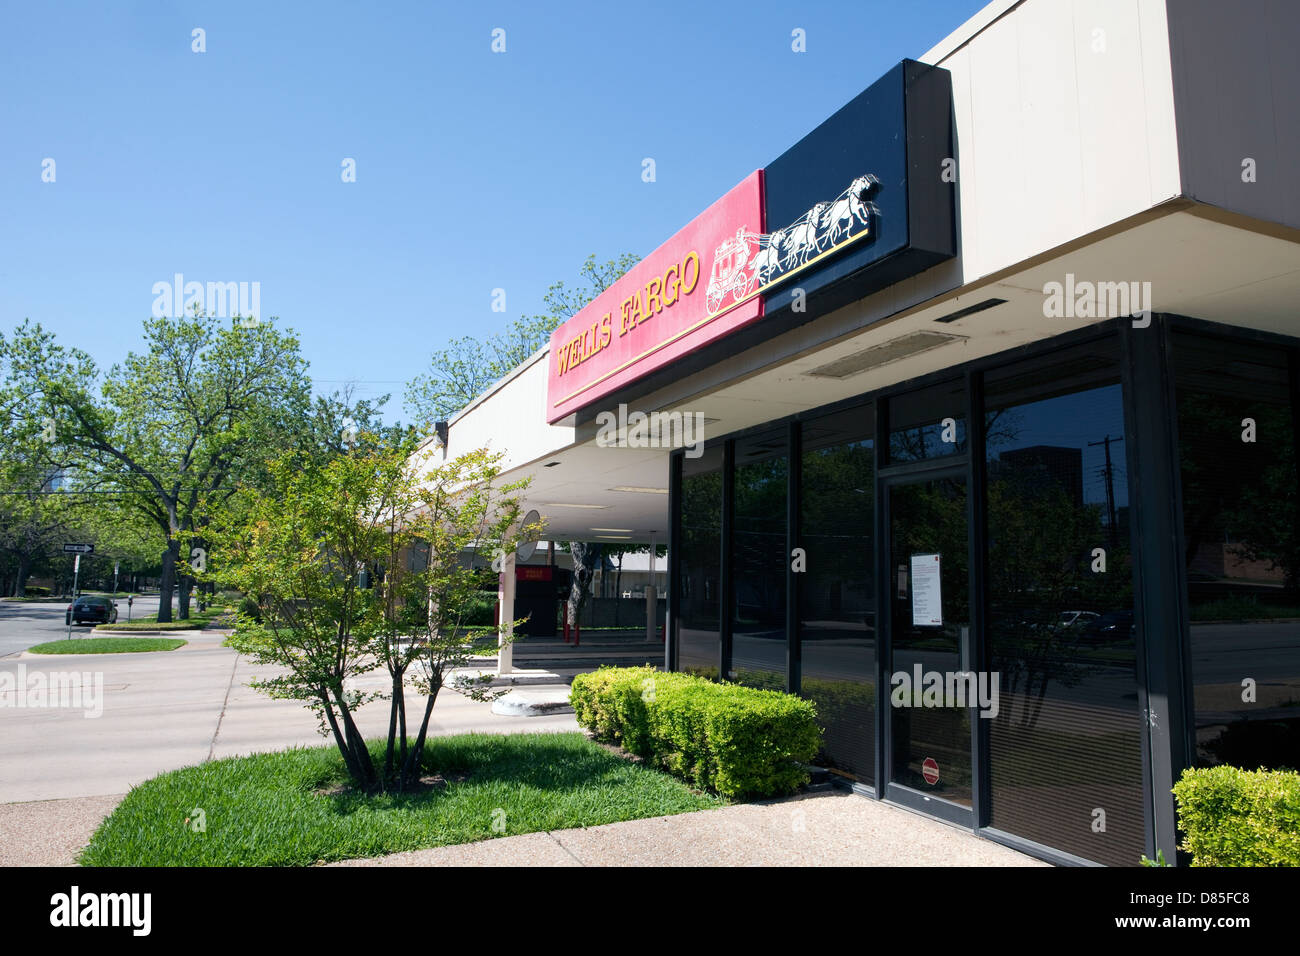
[0,594,164,657]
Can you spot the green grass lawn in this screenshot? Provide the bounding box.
[97,609,228,631]
[28,637,187,654]
[80,732,721,866]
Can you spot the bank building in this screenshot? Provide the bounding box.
[416,0,1300,866]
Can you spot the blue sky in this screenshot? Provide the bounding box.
[1,0,989,421]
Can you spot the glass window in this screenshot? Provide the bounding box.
[887,378,967,463]
[677,446,723,679]
[799,406,876,784]
[730,431,788,690]
[983,340,1145,866]
[1173,333,1300,771]
[888,475,972,805]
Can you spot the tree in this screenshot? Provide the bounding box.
[26,312,311,621]
[0,322,92,596]
[217,437,532,792]
[404,253,640,426]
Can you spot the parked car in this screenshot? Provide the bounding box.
[65,595,119,626]
[1081,610,1135,643]
[1057,610,1100,629]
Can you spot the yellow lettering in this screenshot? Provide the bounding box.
[681,251,700,295]
[645,277,662,315]
[662,265,680,307]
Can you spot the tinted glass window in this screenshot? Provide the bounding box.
[799,406,876,783]
[888,379,967,463]
[983,340,1145,866]
[730,431,788,690]
[677,446,723,679]
[1174,333,1300,771]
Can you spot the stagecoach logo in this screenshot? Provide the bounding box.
[704,173,879,316]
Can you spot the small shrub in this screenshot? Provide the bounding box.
[1172,765,1300,866]
[570,666,821,799]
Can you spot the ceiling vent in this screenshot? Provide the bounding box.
[933,297,1007,323]
[805,330,965,380]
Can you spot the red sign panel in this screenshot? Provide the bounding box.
[921,757,940,785]
[516,565,553,582]
[546,171,765,422]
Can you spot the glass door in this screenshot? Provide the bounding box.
[884,471,974,821]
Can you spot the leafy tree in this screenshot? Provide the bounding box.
[25,312,311,621]
[217,437,532,792]
[0,322,91,595]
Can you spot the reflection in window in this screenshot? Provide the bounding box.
[678,447,723,679]
[731,432,788,690]
[888,379,967,462]
[800,406,876,783]
[889,476,972,805]
[1174,333,1300,771]
[983,342,1144,866]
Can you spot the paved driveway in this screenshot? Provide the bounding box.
[0,632,577,804]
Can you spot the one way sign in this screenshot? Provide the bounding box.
[62,544,94,554]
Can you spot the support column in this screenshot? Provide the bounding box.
[497,553,515,676]
[646,534,657,643]
[1120,314,1194,864]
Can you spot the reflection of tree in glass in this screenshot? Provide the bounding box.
[985,472,1132,728]
[1178,392,1298,600]
[892,480,968,627]
[733,458,787,622]
[680,470,722,630]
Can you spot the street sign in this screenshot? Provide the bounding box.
[63,544,94,554]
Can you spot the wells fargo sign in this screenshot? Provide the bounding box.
[546,171,765,422]
[544,60,954,424]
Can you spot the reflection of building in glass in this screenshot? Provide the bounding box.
[1189,538,1287,584]
[994,446,1083,508]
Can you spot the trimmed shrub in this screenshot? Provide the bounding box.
[1172,765,1300,866]
[570,666,821,798]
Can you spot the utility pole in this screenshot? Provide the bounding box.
[1088,434,1124,546]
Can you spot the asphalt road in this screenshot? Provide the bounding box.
[0,594,163,657]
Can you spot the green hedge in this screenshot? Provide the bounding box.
[570,666,821,798]
[1172,765,1300,866]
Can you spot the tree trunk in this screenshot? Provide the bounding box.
[401,682,441,788]
[567,541,601,631]
[157,540,179,623]
[178,570,192,620]
[14,556,32,597]
[384,670,403,784]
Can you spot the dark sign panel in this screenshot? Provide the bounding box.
[557,58,956,422]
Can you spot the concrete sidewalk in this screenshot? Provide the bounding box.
[0,633,578,804]
[331,790,1045,867]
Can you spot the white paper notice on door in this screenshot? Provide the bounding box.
[910,553,942,627]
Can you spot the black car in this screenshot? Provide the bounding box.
[65,595,119,626]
